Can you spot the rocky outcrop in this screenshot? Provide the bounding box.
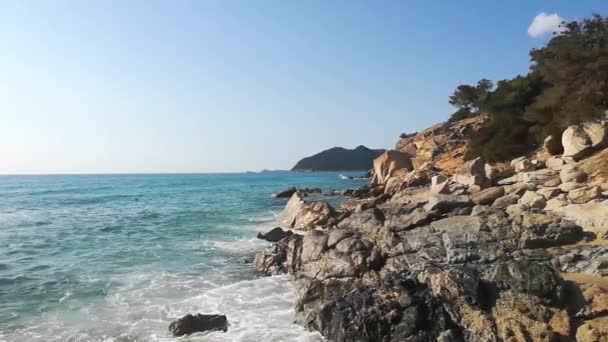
[254,116,608,342]
[292,145,385,171]
[395,115,488,173]
[169,314,228,336]
[277,193,346,230]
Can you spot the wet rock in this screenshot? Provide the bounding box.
[169,314,228,336]
[257,227,294,242]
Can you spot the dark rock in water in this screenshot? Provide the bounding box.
[169,313,228,336]
[257,227,294,242]
[274,187,298,198]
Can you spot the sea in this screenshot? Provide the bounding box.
[0,172,367,342]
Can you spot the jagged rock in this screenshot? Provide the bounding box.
[560,165,587,183]
[470,186,504,205]
[430,174,450,194]
[452,157,488,186]
[543,134,563,155]
[254,234,303,275]
[563,125,593,159]
[518,191,546,209]
[169,314,228,336]
[295,273,460,342]
[568,186,602,204]
[372,150,413,185]
[257,227,294,242]
[424,194,472,213]
[516,212,583,249]
[277,193,344,230]
[492,194,520,209]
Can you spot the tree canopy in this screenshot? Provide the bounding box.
[452,14,608,161]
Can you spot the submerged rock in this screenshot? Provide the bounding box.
[169,313,228,336]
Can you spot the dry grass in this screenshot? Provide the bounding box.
[561,272,608,290]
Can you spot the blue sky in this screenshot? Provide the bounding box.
[1,1,607,173]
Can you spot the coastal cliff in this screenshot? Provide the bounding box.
[254,116,608,341]
[292,145,385,172]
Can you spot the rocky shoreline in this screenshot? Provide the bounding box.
[252,117,608,341]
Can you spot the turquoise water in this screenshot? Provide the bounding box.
[0,173,366,342]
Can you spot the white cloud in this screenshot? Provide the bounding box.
[528,13,565,38]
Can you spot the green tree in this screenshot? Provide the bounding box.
[525,14,608,141]
[448,79,494,121]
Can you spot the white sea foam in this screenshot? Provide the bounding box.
[2,274,323,342]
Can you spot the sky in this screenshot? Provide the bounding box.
[1,1,607,174]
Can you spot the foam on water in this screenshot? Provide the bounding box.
[0,173,367,341]
[1,274,323,342]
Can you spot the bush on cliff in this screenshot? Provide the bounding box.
[459,14,608,161]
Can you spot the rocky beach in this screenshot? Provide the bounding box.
[251,116,608,341]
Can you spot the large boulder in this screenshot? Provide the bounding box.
[277,193,343,230]
[562,122,608,160]
[371,150,413,185]
[563,125,593,160]
[169,314,228,336]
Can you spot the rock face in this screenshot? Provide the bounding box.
[371,150,414,185]
[254,117,608,342]
[292,145,385,171]
[169,314,228,336]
